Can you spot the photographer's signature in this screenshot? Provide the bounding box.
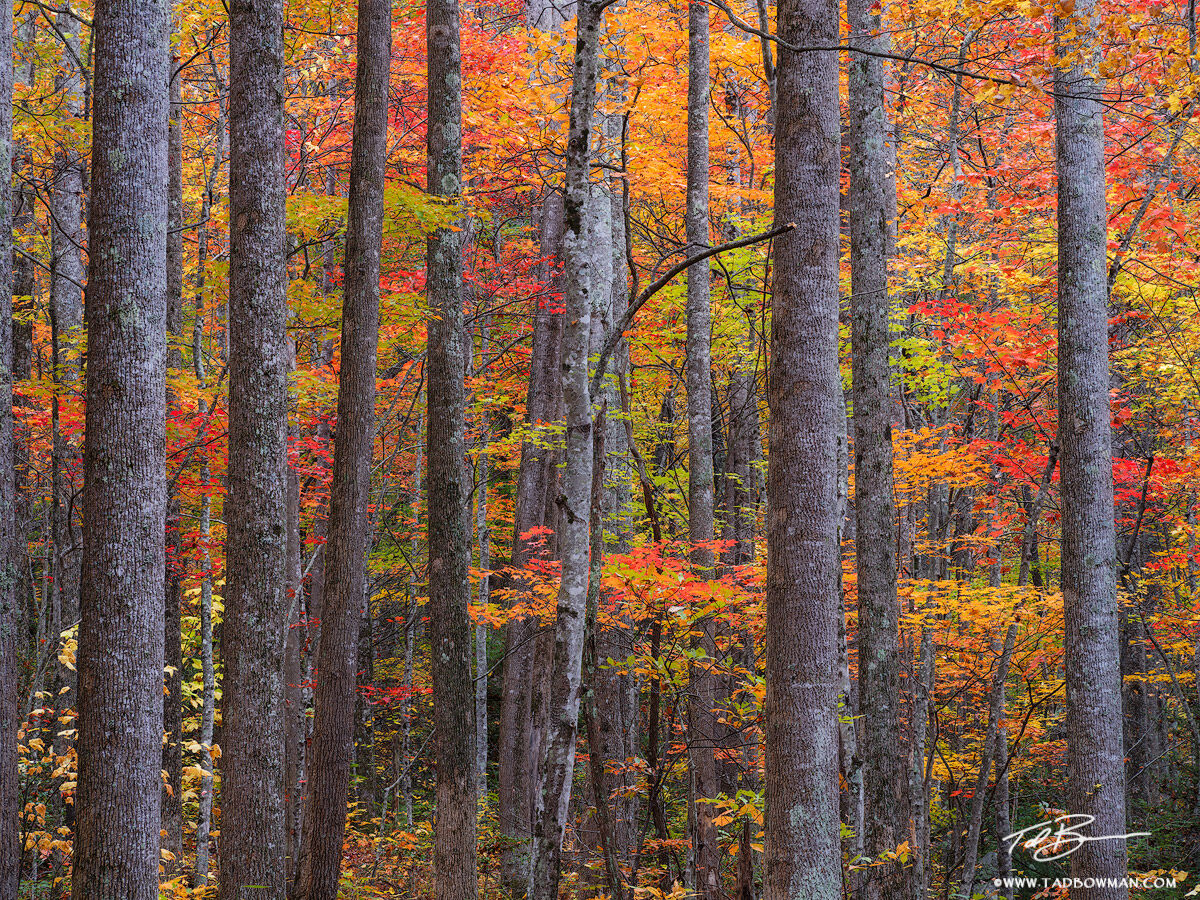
[1004,814,1150,862]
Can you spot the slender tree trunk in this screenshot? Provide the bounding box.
[427,0,480,894]
[763,0,841,894]
[957,623,1016,899]
[0,0,16,893]
[685,3,721,897]
[909,625,935,900]
[994,727,1014,900]
[221,0,290,891]
[836,390,865,862]
[161,48,185,879]
[284,457,306,884]
[848,0,909,894]
[1055,1,1129,895]
[476,441,490,804]
[48,4,85,771]
[193,149,217,887]
[72,0,168,893]
[291,0,390,892]
[527,4,605,896]
[10,16,34,748]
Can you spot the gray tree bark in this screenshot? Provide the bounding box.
[291,0,391,892]
[426,0,480,894]
[847,0,909,894]
[1055,0,1129,895]
[193,126,219,887]
[527,4,605,897]
[0,0,16,893]
[162,49,185,879]
[72,0,168,893]
[48,5,85,767]
[685,3,720,897]
[221,0,290,892]
[497,141,566,900]
[763,0,842,894]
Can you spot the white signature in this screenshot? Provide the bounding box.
[1003,815,1150,862]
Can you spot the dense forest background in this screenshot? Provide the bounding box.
[0,0,1196,896]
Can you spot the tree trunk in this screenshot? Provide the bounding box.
[0,0,16,893]
[193,141,218,887]
[763,0,841,894]
[498,189,564,892]
[994,726,1013,900]
[72,0,168,893]
[427,0,480,894]
[909,625,935,900]
[291,0,390,891]
[1055,0,1129,895]
[48,4,85,779]
[476,440,490,804]
[284,457,306,884]
[685,3,720,897]
[957,623,1016,899]
[161,49,185,880]
[221,0,290,891]
[848,0,910,894]
[527,4,605,896]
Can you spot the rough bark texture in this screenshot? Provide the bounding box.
[221,0,290,892]
[48,6,84,762]
[0,0,16,894]
[292,0,390,892]
[847,0,909,895]
[684,4,720,898]
[1055,1,1129,896]
[763,0,842,893]
[162,52,185,879]
[527,5,604,897]
[497,173,565,900]
[427,0,480,895]
[72,0,168,893]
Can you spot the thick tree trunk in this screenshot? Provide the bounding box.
[161,52,185,880]
[763,0,842,894]
[497,189,564,892]
[596,159,641,876]
[685,3,720,897]
[291,0,390,892]
[847,0,909,895]
[72,0,168,893]
[427,0,480,895]
[527,5,605,897]
[0,0,16,894]
[1055,1,1129,895]
[221,0,290,892]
